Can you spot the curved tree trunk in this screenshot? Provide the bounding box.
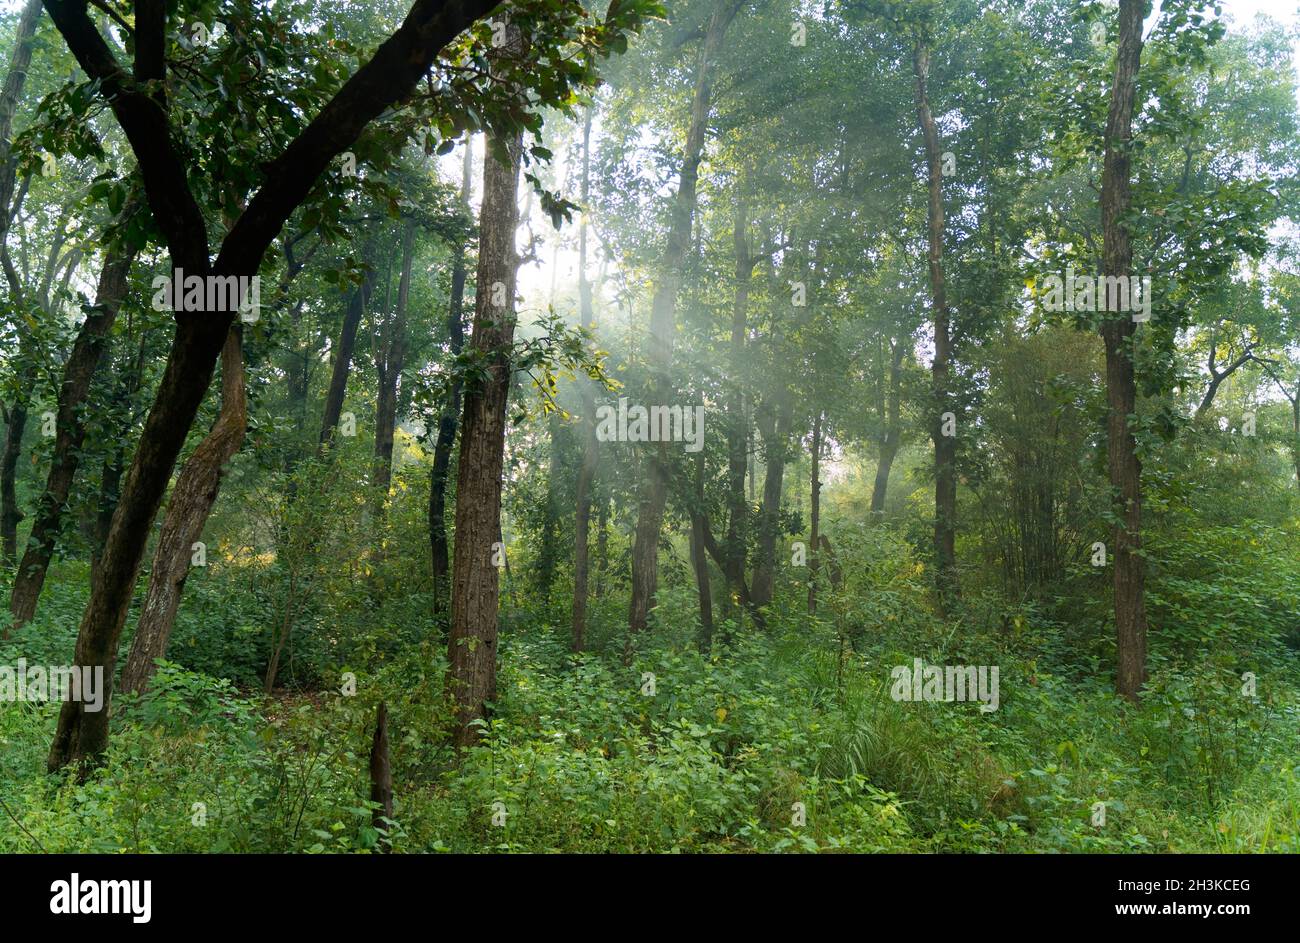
[44,0,501,773]
[119,327,247,696]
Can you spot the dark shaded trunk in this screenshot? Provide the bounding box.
[751,395,791,608]
[369,702,393,851]
[119,328,246,695]
[447,32,524,747]
[0,405,25,564]
[628,0,738,649]
[913,38,959,608]
[44,0,502,772]
[431,140,473,613]
[8,206,140,632]
[1101,0,1148,702]
[572,108,597,652]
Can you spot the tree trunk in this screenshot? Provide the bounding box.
[870,337,906,515]
[431,140,473,613]
[319,270,375,450]
[627,0,738,648]
[43,0,502,772]
[807,412,822,615]
[8,203,141,632]
[751,395,791,607]
[369,701,393,850]
[118,328,247,695]
[723,194,752,618]
[1101,0,1148,702]
[447,34,524,747]
[0,405,25,565]
[572,108,597,652]
[913,37,959,608]
[373,219,416,511]
[690,453,713,652]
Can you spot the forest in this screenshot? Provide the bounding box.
[0,0,1297,856]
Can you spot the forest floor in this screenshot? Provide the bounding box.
[3,529,1298,853]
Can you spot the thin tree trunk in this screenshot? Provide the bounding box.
[319,269,375,450]
[627,0,738,651]
[913,36,959,608]
[870,337,906,515]
[369,702,393,851]
[0,1,44,565]
[807,412,822,615]
[119,327,247,695]
[723,193,752,618]
[572,108,597,651]
[1101,0,1148,702]
[751,395,791,607]
[7,227,139,631]
[373,219,416,511]
[431,140,473,613]
[447,29,524,748]
[690,453,713,652]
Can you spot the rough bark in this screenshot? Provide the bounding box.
[447,29,524,748]
[118,328,246,696]
[1100,0,1148,702]
[913,36,960,609]
[627,0,738,648]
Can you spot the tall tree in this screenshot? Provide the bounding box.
[1100,0,1148,702]
[446,23,525,749]
[627,0,740,649]
[912,29,960,609]
[431,139,473,613]
[571,105,596,651]
[43,0,503,772]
